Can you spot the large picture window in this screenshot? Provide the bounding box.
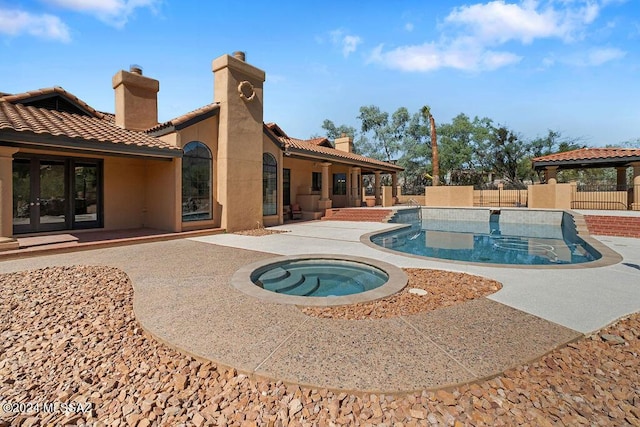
[263,153,277,216]
[182,141,212,222]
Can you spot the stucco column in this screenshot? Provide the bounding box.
[616,167,627,190]
[350,167,361,207]
[545,166,558,184]
[632,162,640,211]
[391,173,398,201]
[374,171,381,205]
[318,162,332,211]
[0,147,19,251]
[320,162,331,201]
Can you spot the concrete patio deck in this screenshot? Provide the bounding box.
[0,219,638,392]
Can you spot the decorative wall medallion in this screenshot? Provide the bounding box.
[238,80,256,102]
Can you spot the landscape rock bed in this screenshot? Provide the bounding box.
[0,265,638,426]
[301,269,502,320]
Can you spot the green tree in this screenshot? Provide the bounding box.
[357,105,408,162]
[320,119,357,141]
[398,110,431,192]
[484,126,531,187]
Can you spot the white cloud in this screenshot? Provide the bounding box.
[330,29,362,58]
[41,0,160,28]
[0,7,71,42]
[445,0,603,44]
[564,46,627,66]
[369,39,522,72]
[369,0,618,72]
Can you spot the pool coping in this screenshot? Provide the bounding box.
[231,254,408,306]
[360,210,623,269]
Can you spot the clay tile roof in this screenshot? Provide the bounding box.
[532,148,640,163]
[1,86,105,119]
[147,103,220,134]
[0,100,180,155]
[264,123,402,171]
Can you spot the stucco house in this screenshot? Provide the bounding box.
[0,51,402,250]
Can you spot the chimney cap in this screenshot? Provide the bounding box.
[233,51,246,61]
[129,64,143,75]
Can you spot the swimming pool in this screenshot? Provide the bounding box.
[371,208,602,265]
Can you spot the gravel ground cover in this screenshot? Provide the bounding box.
[301,269,502,320]
[1,265,638,426]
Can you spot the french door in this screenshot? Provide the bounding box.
[13,156,102,234]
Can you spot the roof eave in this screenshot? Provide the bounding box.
[0,130,182,159]
[147,105,220,136]
[533,156,640,170]
[287,147,403,172]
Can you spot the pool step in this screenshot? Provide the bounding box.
[258,267,289,284]
[262,271,304,293]
[285,276,320,296]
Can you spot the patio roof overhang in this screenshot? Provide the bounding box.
[532,148,640,171]
[0,130,182,160]
[285,148,402,174]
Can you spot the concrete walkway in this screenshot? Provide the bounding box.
[0,220,637,392]
[191,220,640,334]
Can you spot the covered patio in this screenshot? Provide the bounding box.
[532,148,640,211]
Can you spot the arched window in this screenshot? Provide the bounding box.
[182,141,212,222]
[263,153,277,216]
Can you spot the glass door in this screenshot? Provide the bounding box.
[38,160,67,231]
[73,163,99,226]
[13,157,71,234]
[12,159,32,232]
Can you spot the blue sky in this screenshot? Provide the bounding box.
[1,0,638,146]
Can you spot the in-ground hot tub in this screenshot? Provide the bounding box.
[231,255,407,306]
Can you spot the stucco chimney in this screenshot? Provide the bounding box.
[212,51,266,231]
[334,134,353,153]
[112,65,159,131]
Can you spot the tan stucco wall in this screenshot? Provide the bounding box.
[105,157,181,231]
[425,186,474,207]
[283,157,320,203]
[528,183,572,209]
[103,157,146,229]
[144,159,180,231]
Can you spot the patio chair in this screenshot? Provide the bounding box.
[291,203,302,220]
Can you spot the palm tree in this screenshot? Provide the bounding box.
[421,105,439,186]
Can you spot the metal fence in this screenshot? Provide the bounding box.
[570,184,631,210]
[473,186,528,207]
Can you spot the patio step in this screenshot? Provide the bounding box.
[584,215,640,238]
[322,208,393,222]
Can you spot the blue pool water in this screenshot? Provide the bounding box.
[252,259,388,297]
[372,211,601,265]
